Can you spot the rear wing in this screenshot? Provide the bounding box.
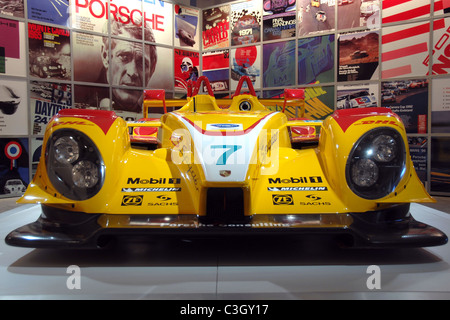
[141,76,319,144]
[143,76,307,118]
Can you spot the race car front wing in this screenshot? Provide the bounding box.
[5,204,447,249]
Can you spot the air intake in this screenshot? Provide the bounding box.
[204,188,246,225]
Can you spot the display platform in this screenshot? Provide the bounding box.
[0,203,449,300]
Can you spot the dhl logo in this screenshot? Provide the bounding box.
[354,119,402,128]
[51,120,94,128]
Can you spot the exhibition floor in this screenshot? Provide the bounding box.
[0,198,449,299]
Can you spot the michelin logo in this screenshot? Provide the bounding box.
[122,187,181,192]
[268,187,328,191]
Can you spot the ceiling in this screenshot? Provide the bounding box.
[193,0,235,9]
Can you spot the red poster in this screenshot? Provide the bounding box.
[174,49,199,92]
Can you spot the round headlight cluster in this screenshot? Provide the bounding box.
[46,129,104,200]
[346,127,405,199]
[54,136,79,164]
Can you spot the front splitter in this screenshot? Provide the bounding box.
[4,208,448,249]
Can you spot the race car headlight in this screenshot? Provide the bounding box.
[346,127,405,199]
[72,160,99,188]
[351,158,379,187]
[372,134,397,162]
[46,129,104,201]
[54,136,79,164]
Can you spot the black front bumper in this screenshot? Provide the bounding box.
[5,204,448,249]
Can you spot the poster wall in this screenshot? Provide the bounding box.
[0,138,29,196]
[263,40,296,88]
[338,31,379,82]
[1,0,450,196]
[174,4,200,50]
[74,84,109,110]
[0,78,27,135]
[202,5,230,50]
[144,0,173,46]
[0,18,26,77]
[297,0,335,37]
[337,83,379,109]
[409,136,428,184]
[381,21,430,79]
[231,45,261,91]
[0,0,24,18]
[230,0,261,46]
[381,79,428,134]
[27,0,69,27]
[298,34,334,85]
[147,45,173,91]
[71,0,108,33]
[431,137,450,193]
[338,0,379,30]
[382,0,429,24]
[174,49,199,93]
[202,49,229,92]
[431,77,450,133]
[434,0,450,15]
[28,23,71,81]
[262,0,296,41]
[431,17,450,76]
[30,80,72,135]
[73,32,106,84]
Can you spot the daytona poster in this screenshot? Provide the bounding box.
[30,81,72,135]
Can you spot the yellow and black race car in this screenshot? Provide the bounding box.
[5,76,447,248]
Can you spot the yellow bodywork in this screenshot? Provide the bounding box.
[19,88,434,229]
